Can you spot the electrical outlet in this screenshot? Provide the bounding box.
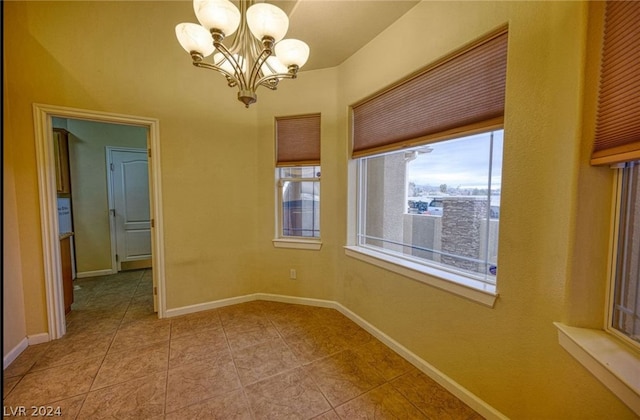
[290,269,297,279]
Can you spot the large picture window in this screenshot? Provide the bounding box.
[357,130,502,285]
[348,28,507,300]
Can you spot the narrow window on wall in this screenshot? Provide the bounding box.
[590,1,640,347]
[610,162,640,345]
[274,113,322,249]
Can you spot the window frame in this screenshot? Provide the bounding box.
[606,162,640,350]
[555,163,640,413]
[346,129,501,307]
[273,166,322,251]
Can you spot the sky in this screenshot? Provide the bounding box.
[406,130,503,190]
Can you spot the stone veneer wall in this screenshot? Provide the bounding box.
[440,197,489,273]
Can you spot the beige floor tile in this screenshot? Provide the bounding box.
[43,394,86,420]
[170,309,222,338]
[244,367,331,419]
[3,342,51,378]
[218,302,270,330]
[224,322,281,352]
[131,291,154,304]
[269,308,326,337]
[31,333,113,371]
[327,318,374,348]
[284,325,349,364]
[312,409,341,419]
[391,369,483,419]
[92,342,169,390]
[65,316,122,336]
[169,328,229,368]
[4,357,102,407]
[165,351,241,413]
[306,348,386,407]
[78,371,166,420]
[2,376,21,398]
[109,319,171,353]
[165,388,252,419]
[334,383,427,419]
[231,338,301,385]
[352,339,414,381]
[122,301,156,323]
[67,306,128,322]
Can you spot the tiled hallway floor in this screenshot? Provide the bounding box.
[3,269,483,419]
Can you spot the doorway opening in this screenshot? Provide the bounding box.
[33,104,166,340]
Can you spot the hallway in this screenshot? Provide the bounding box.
[3,269,482,419]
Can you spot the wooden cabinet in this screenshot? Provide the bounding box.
[60,234,74,314]
[53,128,71,195]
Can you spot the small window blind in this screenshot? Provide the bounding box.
[591,1,640,166]
[275,113,321,166]
[351,28,508,158]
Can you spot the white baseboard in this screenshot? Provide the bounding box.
[167,293,506,419]
[76,268,116,279]
[3,338,28,370]
[28,333,50,345]
[163,294,257,318]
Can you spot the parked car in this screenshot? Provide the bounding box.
[426,198,444,216]
[407,198,444,216]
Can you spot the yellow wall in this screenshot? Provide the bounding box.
[3,0,634,418]
[255,67,341,301]
[3,77,28,355]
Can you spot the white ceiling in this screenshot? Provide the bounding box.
[244,0,420,70]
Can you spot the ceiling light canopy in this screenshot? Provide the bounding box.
[176,0,310,107]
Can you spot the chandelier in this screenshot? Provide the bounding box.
[175,0,310,108]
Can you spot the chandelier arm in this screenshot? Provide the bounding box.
[255,65,300,89]
[248,47,273,91]
[212,39,249,90]
[192,61,239,88]
[256,72,292,89]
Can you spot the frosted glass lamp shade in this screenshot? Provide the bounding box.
[261,56,288,76]
[275,39,310,68]
[175,23,215,57]
[246,3,289,42]
[195,0,241,36]
[214,53,247,75]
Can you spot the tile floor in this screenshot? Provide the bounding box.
[3,269,483,419]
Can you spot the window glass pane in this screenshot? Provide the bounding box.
[612,163,640,342]
[280,166,320,179]
[358,130,503,283]
[281,178,320,238]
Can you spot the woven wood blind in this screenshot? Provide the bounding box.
[591,1,640,166]
[275,113,321,166]
[351,29,508,158]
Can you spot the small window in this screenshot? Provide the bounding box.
[609,162,640,345]
[277,166,320,239]
[356,129,502,285]
[273,113,321,249]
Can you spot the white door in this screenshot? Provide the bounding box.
[109,148,151,271]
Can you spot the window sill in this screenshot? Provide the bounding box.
[344,246,498,307]
[273,238,322,250]
[554,322,640,415]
